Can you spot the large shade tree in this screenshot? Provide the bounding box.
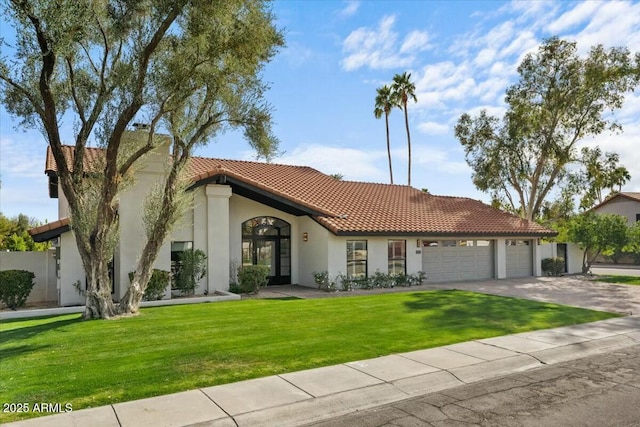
[374,84,394,184]
[391,72,417,186]
[0,0,283,318]
[455,38,639,221]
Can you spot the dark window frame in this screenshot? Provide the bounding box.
[346,240,368,279]
[388,239,406,275]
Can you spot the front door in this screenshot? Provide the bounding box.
[242,217,291,285]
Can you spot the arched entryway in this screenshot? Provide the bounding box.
[242,217,291,285]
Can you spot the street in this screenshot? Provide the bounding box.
[309,345,640,427]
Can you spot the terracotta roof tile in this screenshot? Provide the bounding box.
[28,217,70,239]
[44,146,555,236]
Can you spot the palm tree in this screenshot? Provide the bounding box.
[392,72,417,186]
[374,84,394,184]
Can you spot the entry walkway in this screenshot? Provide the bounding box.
[6,316,640,427]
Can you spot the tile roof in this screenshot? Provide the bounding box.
[591,192,640,211]
[619,192,640,202]
[44,146,555,236]
[28,217,70,242]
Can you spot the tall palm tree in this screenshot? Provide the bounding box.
[374,84,394,184]
[392,72,417,186]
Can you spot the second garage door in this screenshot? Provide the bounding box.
[422,239,494,282]
[505,240,533,277]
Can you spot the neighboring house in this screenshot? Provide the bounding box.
[30,130,556,306]
[591,192,640,225]
[589,191,640,265]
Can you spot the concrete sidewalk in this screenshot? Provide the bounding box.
[6,316,640,427]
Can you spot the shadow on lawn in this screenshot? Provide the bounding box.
[403,290,595,334]
[0,344,51,361]
[0,316,81,344]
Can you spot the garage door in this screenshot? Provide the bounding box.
[505,240,533,277]
[422,239,494,282]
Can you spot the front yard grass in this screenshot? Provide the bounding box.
[0,290,619,422]
[596,275,640,285]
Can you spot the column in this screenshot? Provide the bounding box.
[496,238,507,279]
[206,185,233,293]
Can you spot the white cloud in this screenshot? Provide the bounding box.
[417,121,449,135]
[267,145,388,183]
[0,136,46,179]
[341,15,432,71]
[337,1,360,19]
[400,30,431,54]
[413,145,470,175]
[566,1,640,52]
[546,1,600,33]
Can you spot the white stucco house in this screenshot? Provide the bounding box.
[592,192,640,225]
[30,131,557,306]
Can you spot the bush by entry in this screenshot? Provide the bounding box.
[0,290,619,423]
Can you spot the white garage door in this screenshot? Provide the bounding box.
[422,239,494,282]
[505,240,533,277]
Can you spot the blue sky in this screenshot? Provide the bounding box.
[1,0,639,222]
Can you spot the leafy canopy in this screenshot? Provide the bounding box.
[564,212,629,273]
[455,37,639,221]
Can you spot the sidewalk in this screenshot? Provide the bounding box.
[6,315,640,427]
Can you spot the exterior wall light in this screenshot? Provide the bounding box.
[303,232,309,242]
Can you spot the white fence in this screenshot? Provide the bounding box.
[0,249,58,305]
[538,242,583,274]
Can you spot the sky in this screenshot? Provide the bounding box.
[1,0,640,222]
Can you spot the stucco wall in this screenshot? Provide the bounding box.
[595,198,640,225]
[59,231,85,306]
[0,249,57,304]
[298,216,329,287]
[117,166,172,300]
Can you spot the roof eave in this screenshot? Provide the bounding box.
[29,224,70,242]
[189,174,331,217]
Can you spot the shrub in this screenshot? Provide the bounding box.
[129,270,170,301]
[541,257,565,276]
[313,271,330,290]
[369,271,390,288]
[173,249,207,295]
[236,265,270,294]
[0,269,36,310]
[408,271,427,286]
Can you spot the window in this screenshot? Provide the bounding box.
[347,240,367,279]
[506,240,530,246]
[171,241,193,290]
[458,240,474,247]
[636,213,640,222]
[442,240,457,247]
[388,240,406,275]
[476,240,491,247]
[423,240,439,247]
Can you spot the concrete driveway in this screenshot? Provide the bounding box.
[428,275,640,315]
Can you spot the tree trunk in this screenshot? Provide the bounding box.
[118,280,146,315]
[82,266,117,319]
[385,113,393,184]
[403,100,412,186]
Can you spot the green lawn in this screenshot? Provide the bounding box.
[596,275,640,285]
[0,290,619,422]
